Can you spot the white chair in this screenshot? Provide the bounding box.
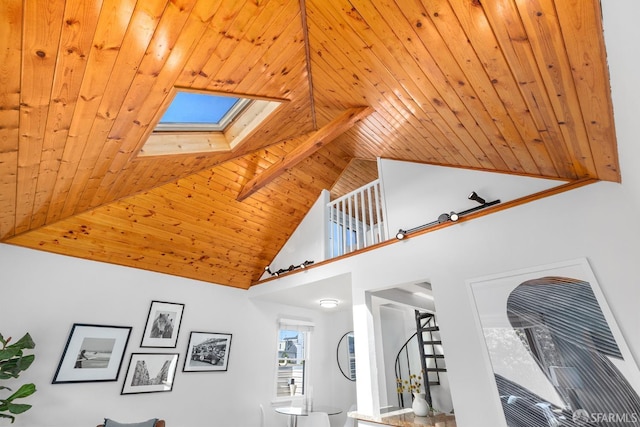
[305,412,330,427]
[259,404,267,427]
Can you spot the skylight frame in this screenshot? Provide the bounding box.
[138,88,285,158]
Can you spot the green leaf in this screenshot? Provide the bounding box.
[0,348,22,362]
[0,332,35,423]
[7,403,31,415]
[8,334,34,351]
[6,384,36,401]
[0,359,23,379]
[0,354,35,379]
[15,355,34,372]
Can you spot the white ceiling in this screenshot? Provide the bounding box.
[249,274,353,312]
[250,274,437,313]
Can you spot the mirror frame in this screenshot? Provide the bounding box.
[336,331,356,381]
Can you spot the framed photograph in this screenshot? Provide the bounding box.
[52,323,132,384]
[183,331,232,372]
[121,353,179,394]
[140,300,184,348]
[467,258,640,426]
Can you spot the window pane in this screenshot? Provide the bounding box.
[348,334,356,379]
[276,360,305,397]
[160,92,240,125]
[329,220,357,257]
[277,329,306,397]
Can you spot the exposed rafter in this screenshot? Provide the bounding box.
[236,106,374,201]
[299,0,317,129]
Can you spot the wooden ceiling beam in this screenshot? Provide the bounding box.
[236,106,374,201]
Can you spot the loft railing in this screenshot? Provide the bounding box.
[327,179,388,259]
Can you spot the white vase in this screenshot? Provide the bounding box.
[412,392,430,417]
[289,384,297,396]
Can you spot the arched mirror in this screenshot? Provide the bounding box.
[337,331,356,381]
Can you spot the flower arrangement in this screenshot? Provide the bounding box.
[396,372,423,395]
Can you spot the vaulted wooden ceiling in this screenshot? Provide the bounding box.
[0,0,618,289]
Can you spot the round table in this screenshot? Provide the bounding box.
[275,405,342,427]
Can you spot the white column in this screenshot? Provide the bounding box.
[352,286,381,416]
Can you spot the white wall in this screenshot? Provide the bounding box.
[0,245,354,427]
[376,304,413,409]
[260,190,329,280]
[261,178,640,427]
[379,160,563,237]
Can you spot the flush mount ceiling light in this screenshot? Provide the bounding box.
[319,299,339,309]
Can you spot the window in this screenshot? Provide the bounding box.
[138,89,283,157]
[329,220,357,257]
[275,319,313,400]
[156,91,250,132]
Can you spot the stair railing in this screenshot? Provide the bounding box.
[327,179,388,258]
[395,312,447,408]
[394,331,420,409]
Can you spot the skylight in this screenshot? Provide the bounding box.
[156,92,250,132]
[139,89,284,157]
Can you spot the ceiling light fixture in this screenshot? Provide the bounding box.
[319,299,339,308]
[265,260,315,277]
[468,191,486,205]
[395,191,501,240]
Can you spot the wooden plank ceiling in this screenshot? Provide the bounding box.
[0,0,618,289]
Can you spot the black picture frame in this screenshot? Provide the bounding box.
[52,323,132,384]
[121,352,179,394]
[337,331,356,381]
[183,331,232,372]
[140,300,184,348]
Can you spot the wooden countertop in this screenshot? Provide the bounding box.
[349,408,457,427]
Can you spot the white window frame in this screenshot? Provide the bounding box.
[274,318,314,403]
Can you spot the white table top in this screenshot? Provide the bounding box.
[274,405,343,416]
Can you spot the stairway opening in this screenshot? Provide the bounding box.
[372,283,454,414]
